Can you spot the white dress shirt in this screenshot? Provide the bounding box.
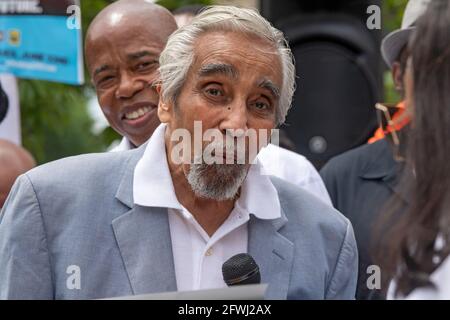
[110,137,134,152]
[388,257,450,300]
[405,257,450,299]
[133,124,281,291]
[113,135,332,206]
[388,237,450,300]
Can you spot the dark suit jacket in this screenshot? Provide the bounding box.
[320,139,407,300]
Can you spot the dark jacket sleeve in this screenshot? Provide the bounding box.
[320,158,343,208]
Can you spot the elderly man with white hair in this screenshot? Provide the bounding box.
[0,6,357,300]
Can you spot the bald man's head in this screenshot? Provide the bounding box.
[85,0,177,147]
[0,140,36,208]
[85,1,177,67]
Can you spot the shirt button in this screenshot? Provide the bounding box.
[205,248,213,256]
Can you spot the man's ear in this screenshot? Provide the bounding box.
[156,85,173,123]
[392,62,404,93]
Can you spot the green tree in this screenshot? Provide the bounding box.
[383,0,408,34]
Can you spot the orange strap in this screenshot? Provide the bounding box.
[368,101,410,144]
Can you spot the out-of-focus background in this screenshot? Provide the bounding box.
[2,0,407,165]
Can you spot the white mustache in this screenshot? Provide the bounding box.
[193,139,245,164]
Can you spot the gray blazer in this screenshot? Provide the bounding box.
[0,146,358,300]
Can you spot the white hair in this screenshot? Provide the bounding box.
[158,5,296,125]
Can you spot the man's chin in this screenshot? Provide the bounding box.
[122,121,161,147]
[186,163,248,201]
[126,134,151,148]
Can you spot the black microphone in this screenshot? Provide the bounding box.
[222,253,261,286]
[0,81,9,124]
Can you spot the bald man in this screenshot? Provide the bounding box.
[85,0,177,148]
[0,140,35,208]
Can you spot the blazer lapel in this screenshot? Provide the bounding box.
[248,209,294,300]
[111,206,177,295]
[112,147,177,295]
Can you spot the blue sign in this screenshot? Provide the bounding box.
[0,0,84,85]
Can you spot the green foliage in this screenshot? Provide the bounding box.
[20,81,107,163]
[383,0,408,34]
[157,0,212,11]
[383,70,401,104]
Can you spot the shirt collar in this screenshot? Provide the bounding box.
[112,136,135,152]
[238,163,281,220]
[133,123,281,220]
[134,124,183,210]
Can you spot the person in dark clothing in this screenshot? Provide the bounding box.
[320,138,407,299]
[320,0,430,300]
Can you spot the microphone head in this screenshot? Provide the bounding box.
[222,253,261,286]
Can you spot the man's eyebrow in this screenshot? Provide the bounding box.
[93,65,111,77]
[259,79,280,99]
[127,50,156,60]
[198,63,239,79]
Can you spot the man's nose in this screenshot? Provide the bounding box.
[220,100,249,135]
[115,73,145,99]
